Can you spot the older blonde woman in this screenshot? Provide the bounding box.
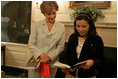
[28,1,65,78]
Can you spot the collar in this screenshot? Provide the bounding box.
[42,19,57,35]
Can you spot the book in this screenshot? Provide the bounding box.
[26,46,41,68]
[54,60,87,69]
[26,56,41,68]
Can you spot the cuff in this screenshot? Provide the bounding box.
[91,60,94,65]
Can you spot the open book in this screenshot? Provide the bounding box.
[54,60,87,69]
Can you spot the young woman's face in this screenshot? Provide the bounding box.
[76,20,90,37]
[44,9,57,23]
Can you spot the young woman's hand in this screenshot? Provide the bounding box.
[61,68,74,73]
[79,60,94,69]
[61,68,70,73]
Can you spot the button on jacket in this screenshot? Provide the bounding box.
[28,19,65,67]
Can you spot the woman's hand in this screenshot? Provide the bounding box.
[79,60,94,69]
[61,68,74,73]
[61,68,70,73]
[40,53,50,63]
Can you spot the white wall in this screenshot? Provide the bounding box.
[32,1,117,23]
[31,1,117,47]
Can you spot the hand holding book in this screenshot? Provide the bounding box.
[54,61,87,73]
[26,53,51,68]
[27,56,51,78]
[78,60,94,69]
[54,60,87,71]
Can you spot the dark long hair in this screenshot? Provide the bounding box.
[74,12,97,37]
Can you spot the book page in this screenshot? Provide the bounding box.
[54,61,70,69]
[74,60,87,67]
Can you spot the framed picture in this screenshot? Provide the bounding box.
[69,1,111,9]
[1,1,32,44]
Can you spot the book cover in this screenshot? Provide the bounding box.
[26,56,41,68]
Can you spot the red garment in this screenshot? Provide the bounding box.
[38,62,51,78]
[65,72,96,78]
[65,72,78,78]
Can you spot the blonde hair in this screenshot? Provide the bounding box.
[40,1,59,14]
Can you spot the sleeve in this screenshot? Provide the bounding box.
[63,34,77,66]
[92,36,104,67]
[28,22,43,59]
[48,25,65,62]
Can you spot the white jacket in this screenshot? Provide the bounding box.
[28,19,65,67]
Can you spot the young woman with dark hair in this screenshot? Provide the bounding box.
[56,12,104,78]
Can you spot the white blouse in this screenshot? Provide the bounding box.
[76,40,84,59]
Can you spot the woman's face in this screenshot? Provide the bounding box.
[44,9,57,23]
[76,20,90,37]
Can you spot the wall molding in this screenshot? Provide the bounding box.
[60,21,117,29]
[61,21,117,48]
